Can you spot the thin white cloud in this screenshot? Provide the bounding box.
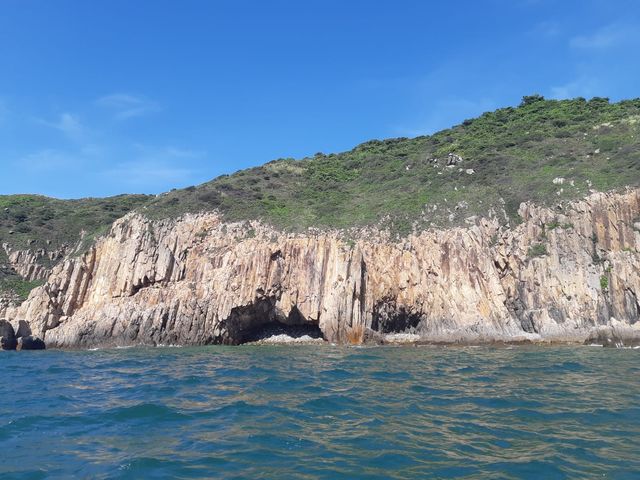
[164,147,204,158]
[39,112,86,142]
[104,160,195,186]
[530,20,561,39]
[549,77,600,100]
[393,96,497,137]
[95,93,160,119]
[16,142,202,191]
[102,144,205,188]
[131,143,205,159]
[0,99,8,125]
[570,23,639,50]
[17,149,82,172]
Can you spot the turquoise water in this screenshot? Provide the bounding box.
[1,345,639,479]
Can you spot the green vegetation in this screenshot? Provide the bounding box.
[600,275,609,290]
[143,96,640,233]
[1,96,640,296]
[546,221,574,231]
[546,221,561,230]
[0,276,44,301]
[528,243,548,258]
[0,194,150,291]
[0,194,151,252]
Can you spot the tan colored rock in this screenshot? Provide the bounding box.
[5,189,640,348]
[2,243,68,282]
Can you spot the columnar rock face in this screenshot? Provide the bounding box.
[2,244,68,282]
[0,244,67,314]
[5,189,640,348]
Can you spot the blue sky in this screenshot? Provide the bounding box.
[1,0,639,198]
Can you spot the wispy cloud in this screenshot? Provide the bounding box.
[163,147,204,158]
[530,20,561,40]
[104,161,196,186]
[17,149,84,172]
[132,144,205,159]
[570,23,639,50]
[549,76,600,100]
[0,99,8,125]
[393,96,496,137]
[95,93,160,119]
[102,144,205,188]
[39,112,86,141]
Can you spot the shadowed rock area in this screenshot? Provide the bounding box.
[0,319,45,350]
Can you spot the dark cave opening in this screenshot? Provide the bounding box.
[221,300,324,345]
[371,299,423,334]
[239,321,324,344]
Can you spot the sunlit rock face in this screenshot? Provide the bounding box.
[6,189,640,348]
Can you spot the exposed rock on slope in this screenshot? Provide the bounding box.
[2,243,68,281]
[4,189,640,348]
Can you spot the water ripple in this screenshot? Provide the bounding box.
[0,345,638,478]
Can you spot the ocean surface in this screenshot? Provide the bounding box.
[1,345,639,479]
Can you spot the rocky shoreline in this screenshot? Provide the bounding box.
[3,316,639,350]
[0,319,45,351]
[1,189,639,349]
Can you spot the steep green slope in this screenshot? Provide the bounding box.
[145,96,640,234]
[0,194,151,299]
[1,95,640,303]
[0,194,152,252]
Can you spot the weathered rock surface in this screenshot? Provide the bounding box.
[14,319,32,338]
[16,335,46,350]
[0,244,67,314]
[0,292,21,315]
[0,319,17,350]
[4,189,640,348]
[2,243,67,282]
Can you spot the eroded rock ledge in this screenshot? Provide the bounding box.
[2,189,639,348]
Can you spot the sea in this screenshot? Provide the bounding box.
[1,345,639,479]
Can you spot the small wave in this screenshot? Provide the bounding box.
[104,403,188,422]
[4,343,640,478]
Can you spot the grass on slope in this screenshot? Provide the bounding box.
[2,96,639,300]
[142,96,640,235]
[0,194,151,299]
[0,194,152,252]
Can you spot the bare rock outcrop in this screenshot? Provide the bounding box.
[5,189,640,348]
[0,319,17,350]
[2,243,68,282]
[16,335,46,350]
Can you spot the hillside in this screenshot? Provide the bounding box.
[0,194,151,299]
[145,95,640,233]
[1,95,640,302]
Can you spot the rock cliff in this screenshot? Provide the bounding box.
[3,189,640,348]
[2,243,68,281]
